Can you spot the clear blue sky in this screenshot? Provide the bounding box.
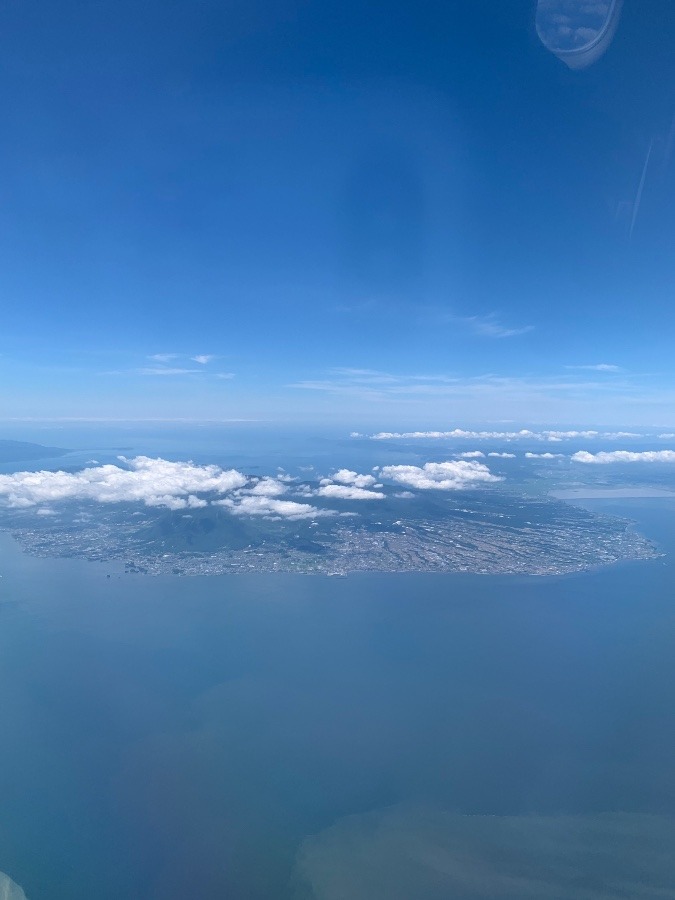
[2,0,675,427]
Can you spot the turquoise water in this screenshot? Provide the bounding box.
[0,500,674,898]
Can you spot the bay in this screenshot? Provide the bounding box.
[0,500,673,898]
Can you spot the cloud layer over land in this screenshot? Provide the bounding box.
[0,455,504,518]
[379,461,502,490]
[573,450,675,464]
[0,457,247,510]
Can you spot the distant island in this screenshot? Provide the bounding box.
[0,440,70,464]
[2,488,660,578]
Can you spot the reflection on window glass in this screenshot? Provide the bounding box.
[536,0,623,68]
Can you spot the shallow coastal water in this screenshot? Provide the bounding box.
[0,500,674,898]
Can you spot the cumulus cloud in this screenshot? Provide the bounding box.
[572,450,675,464]
[488,452,516,458]
[525,452,565,459]
[455,451,485,458]
[0,456,358,519]
[379,461,501,491]
[326,469,378,488]
[316,484,385,501]
[0,453,504,518]
[245,477,288,497]
[0,457,248,510]
[215,496,334,520]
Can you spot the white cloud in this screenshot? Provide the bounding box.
[379,460,501,491]
[393,491,415,499]
[368,429,643,442]
[572,450,675,464]
[215,496,334,520]
[659,433,675,439]
[292,367,675,425]
[136,367,201,376]
[0,457,247,509]
[371,429,538,440]
[565,363,622,372]
[215,372,235,379]
[329,469,378,488]
[316,484,385,501]
[488,452,516,458]
[455,451,485,458]
[450,313,534,339]
[525,452,565,459]
[191,355,215,364]
[148,353,179,362]
[245,477,288,497]
[598,432,642,439]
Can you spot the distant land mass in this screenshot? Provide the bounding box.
[0,440,70,464]
[2,488,660,577]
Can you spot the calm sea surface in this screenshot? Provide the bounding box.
[0,499,674,898]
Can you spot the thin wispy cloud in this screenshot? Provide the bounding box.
[366,429,642,441]
[290,367,663,420]
[446,313,534,339]
[148,353,179,362]
[103,362,234,378]
[192,355,216,365]
[565,363,622,372]
[136,367,202,376]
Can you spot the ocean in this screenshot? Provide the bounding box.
[0,498,674,898]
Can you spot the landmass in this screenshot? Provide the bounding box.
[1,488,659,577]
[0,440,70,464]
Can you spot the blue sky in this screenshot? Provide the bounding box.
[2,0,675,427]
